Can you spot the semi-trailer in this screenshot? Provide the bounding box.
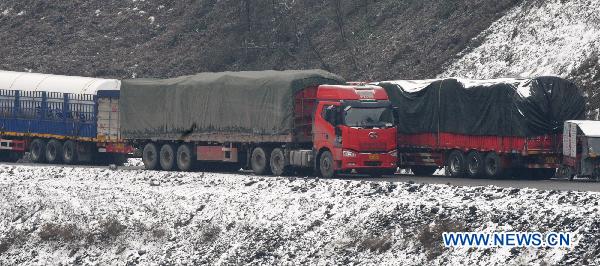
[0,71,133,164]
[378,77,588,179]
[120,70,398,177]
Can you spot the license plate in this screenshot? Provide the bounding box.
[545,157,557,164]
[368,154,380,160]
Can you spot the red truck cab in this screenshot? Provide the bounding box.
[312,84,398,177]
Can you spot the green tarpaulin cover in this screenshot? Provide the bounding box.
[379,76,586,137]
[120,70,344,140]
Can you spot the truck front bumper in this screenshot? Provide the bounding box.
[339,151,397,171]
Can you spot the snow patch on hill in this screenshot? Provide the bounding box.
[0,165,599,265]
[442,0,600,79]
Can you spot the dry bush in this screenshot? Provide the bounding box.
[357,234,393,253]
[200,225,221,244]
[418,218,467,260]
[39,223,79,241]
[0,238,12,254]
[98,217,126,240]
[152,228,167,239]
[341,229,394,254]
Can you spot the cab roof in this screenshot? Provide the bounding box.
[317,84,388,101]
[567,120,600,137]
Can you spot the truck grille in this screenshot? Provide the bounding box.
[359,142,386,152]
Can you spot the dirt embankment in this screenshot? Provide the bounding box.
[0,164,599,265]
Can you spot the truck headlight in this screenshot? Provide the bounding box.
[343,150,358,158]
[388,150,398,157]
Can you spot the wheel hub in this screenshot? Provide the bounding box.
[322,158,331,170]
[469,157,479,172]
[180,152,189,164]
[451,157,460,173]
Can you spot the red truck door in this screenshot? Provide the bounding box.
[313,101,341,161]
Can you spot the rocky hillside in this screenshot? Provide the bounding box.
[0,0,519,80]
[443,0,600,117]
[0,0,598,113]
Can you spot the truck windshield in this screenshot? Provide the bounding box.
[588,138,600,155]
[343,107,394,128]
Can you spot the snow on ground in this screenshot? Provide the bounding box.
[442,0,600,79]
[0,164,599,265]
[123,158,144,168]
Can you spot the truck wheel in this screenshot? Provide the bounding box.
[62,141,78,164]
[45,140,63,164]
[270,148,287,176]
[558,165,574,180]
[30,139,47,163]
[466,151,484,178]
[160,144,177,171]
[484,152,505,178]
[411,166,436,176]
[176,144,195,171]
[251,147,271,175]
[319,150,335,179]
[446,150,466,177]
[142,143,159,170]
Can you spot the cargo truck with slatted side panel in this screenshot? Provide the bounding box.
[0,71,133,165]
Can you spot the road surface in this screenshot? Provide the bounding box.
[342,174,600,192]
[1,162,599,192]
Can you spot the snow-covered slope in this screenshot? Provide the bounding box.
[1,164,599,265]
[443,0,600,79]
[441,0,600,118]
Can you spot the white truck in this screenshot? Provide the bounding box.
[558,120,600,181]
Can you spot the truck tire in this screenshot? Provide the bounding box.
[62,140,78,164]
[270,148,288,176]
[557,165,574,180]
[411,166,436,176]
[251,147,271,175]
[466,151,484,178]
[446,150,466,177]
[143,143,159,170]
[484,152,505,178]
[319,150,335,179]
[160,144,177,171]
[30,139,46,163]
[176,144,195,172]
[45,140,63,164]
